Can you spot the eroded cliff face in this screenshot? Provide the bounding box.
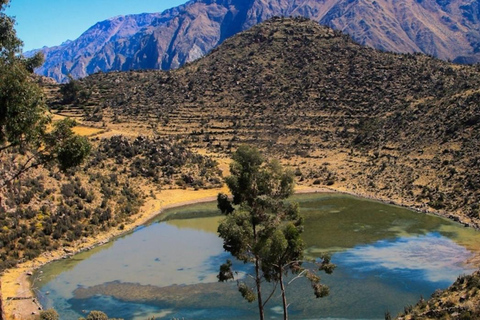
[34,0,480,82]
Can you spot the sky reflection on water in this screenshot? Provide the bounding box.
[36,194,479,320]
[337,232,473,284]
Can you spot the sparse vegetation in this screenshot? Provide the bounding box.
[0,134,222,272]
[397,271,480,319]
[50,17,480,229]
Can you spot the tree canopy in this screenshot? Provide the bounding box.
[217,145,334,320]
[0,0,90,186]
[0,0,46,150]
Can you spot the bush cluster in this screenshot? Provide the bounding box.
[0,135,222,271]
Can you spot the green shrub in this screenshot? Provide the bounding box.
[39,309,59,320]
[85,310,108,320]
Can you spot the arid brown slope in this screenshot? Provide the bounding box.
[398,271,480,319]
[54,17,480,230]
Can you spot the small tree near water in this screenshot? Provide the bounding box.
[39,309,59,320]
[217,145,335,320]
[78,310,124,320]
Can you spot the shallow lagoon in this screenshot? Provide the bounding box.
[35,193,479,319]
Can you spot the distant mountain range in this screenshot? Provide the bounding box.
[32,0,480,83]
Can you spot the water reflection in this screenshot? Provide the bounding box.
[337,233,473,284]
[36,193,479,320]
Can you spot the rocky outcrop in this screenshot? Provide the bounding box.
[33,0,480,82]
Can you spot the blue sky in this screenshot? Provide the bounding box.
[5,0,188,52]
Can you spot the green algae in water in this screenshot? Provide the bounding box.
[35,193,479,320]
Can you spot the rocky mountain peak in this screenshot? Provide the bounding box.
[32,0,480,82]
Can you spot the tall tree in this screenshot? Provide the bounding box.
[0,0,90,187]
[217,145,334,320]
[1,0,46,151]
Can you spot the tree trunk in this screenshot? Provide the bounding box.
[280,270,288,320]
[253,218,265,320]
[255,256,265,320]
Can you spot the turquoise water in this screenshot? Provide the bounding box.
[34,194,478,319]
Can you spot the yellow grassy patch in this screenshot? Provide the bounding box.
[72,125,104,137]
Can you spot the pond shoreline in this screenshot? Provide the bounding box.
[1,185,478,319]
[334,187,479,231]
[0,186,329,319]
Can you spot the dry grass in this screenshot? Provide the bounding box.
[71,125,104,137]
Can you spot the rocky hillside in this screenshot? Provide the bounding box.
[34,0,480,82]
[398,271,480,319]
[51,17,480,231]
